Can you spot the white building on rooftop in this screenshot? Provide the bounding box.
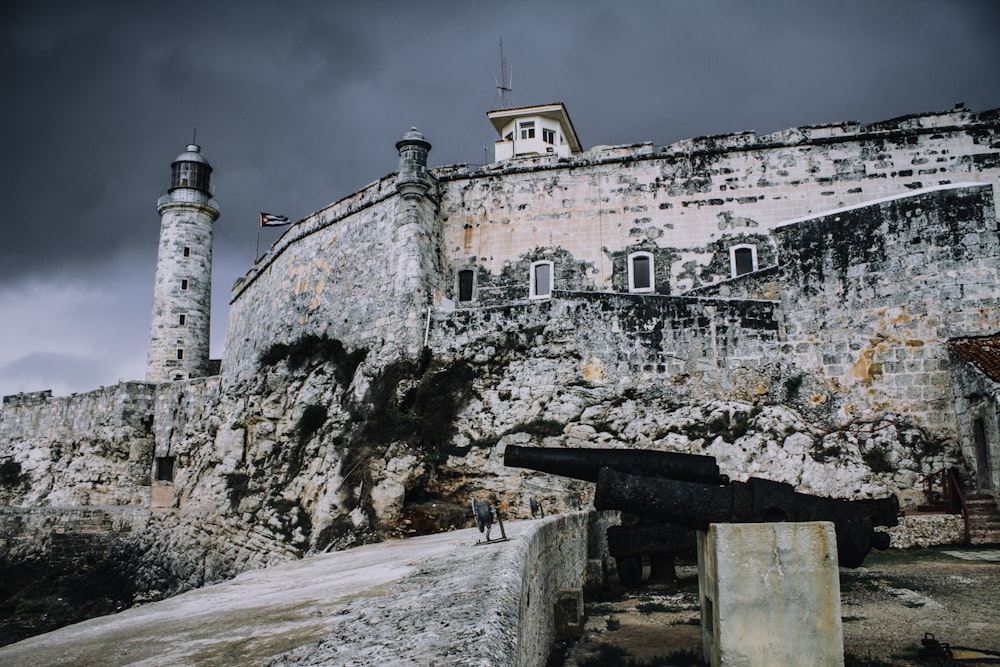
[487,102,582,161]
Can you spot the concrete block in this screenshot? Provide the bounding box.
[698,522,844,667]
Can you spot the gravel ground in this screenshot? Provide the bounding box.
[562,545,1000,666]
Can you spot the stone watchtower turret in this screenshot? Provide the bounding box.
[146,143,220,382]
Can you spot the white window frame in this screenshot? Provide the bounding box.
[520,121,535,140]
[529,260,553,299]
[627,251,655,293]
[729,244,758,278]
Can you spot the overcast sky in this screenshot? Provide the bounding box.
[1,0,998,398]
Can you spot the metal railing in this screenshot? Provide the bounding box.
[918,467,971,543]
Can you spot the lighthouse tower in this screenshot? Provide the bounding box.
[146,143,220,382]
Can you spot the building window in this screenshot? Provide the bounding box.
[628,252,654,293]
[530,261,553,299]
[730,244,758,278]
[543,128,556,144]
[178,314,187,325]
[520,121,535,140]
[183,247,191,257]
[180,279,189,290]
[458,269,475,302]
[154,456,175,482]
[176,349,184,360]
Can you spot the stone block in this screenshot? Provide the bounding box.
[698,522,844,667]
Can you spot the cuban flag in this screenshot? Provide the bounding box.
[260,212,291,227]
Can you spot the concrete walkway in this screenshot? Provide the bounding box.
[0,521,538,666]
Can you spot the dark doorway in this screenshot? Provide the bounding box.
[154,456,175,482]
[973,417,991,490]
[458,270,474,302]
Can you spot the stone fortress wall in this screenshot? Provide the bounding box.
[433,106,1000,299]
[221,106,1000,386]
[1,106,999,633]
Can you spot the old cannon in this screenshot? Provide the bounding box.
[504,445,899,569]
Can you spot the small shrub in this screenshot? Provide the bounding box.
[605,616,621,631]
[510,419,565,438]
[469,435,500,449]
[258,334,367,384]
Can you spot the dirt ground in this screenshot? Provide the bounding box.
[561,545,1000,666]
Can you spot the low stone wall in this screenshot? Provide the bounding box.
[887,513,966,549]
[512,512,615,666]
[0,507,149,560]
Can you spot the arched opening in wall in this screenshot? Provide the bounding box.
[458,269,475,302]
[154,456,175,482]
[530,261,553,299]
[628,252,654,293]
[730,245,757,278]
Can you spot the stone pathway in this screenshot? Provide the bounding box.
[0,523,530,667]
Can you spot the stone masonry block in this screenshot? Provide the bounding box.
[698,522,844,667]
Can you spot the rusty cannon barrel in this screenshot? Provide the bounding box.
[594,467,899,568]
[504,445,728,485]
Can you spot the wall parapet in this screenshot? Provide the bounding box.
[432,106,999,182]
[230,173,401,303]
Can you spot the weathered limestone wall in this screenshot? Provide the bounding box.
[222,108,999,382]
[515,512,614,667]
[428,291,781,403]
[435,107,1000,298]
[223,176,432,382]
[0,383,156,507]
[774,184,1000,438]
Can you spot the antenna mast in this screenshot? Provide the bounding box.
[497,38,511,109]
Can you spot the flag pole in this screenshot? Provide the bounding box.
[255,215,262,263]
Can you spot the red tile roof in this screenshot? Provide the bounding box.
[950,334,1000,383]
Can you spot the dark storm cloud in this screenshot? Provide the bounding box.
[0,0,998,396]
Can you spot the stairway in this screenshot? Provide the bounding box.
[966,493,1000,545]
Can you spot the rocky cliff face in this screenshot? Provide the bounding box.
[0,320,965,644]
[149,323,958,563]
